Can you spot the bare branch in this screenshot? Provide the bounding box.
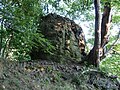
[104,29,120,55]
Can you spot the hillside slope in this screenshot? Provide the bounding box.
[0,58,120,90]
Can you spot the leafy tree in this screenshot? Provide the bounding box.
[0,0,54,60]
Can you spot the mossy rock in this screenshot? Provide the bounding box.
[30,13,86,62]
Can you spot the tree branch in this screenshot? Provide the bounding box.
[104,29,120,55]
[101,3,111,46]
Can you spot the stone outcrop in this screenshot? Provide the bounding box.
[30,13,86,62]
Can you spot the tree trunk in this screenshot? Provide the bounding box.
[86,2,112,67]
[101,3,111,56]
[86,0,101,67]
[0,19,4,57]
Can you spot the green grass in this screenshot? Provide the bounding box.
[100,54,120,78]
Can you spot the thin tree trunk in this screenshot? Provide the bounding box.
[101,3,111,57]
[94,0,101,65]
[0,19,4,57]
[86,2,112,66]
[86,0,101,67]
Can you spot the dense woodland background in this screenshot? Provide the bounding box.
[0,0,120,90]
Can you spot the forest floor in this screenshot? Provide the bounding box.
[0,58,120,90]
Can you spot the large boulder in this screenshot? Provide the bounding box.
[30,13,86,62]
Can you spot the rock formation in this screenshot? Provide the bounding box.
[30,13,86,62]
